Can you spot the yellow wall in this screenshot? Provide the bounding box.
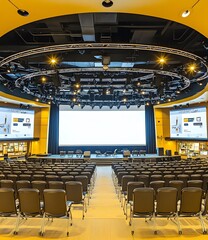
[30,107,50,154]
[154,107,177,154]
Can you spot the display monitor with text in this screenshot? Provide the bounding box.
[170,106,207,140]
[0,107,35,140]
[59,106,146,146]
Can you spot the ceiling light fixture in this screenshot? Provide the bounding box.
[102,0,113,8]
[157,56,167,65]
[182,0,201,18]
[8,0,29,16]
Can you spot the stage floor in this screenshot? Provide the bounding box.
[28,153,181,164]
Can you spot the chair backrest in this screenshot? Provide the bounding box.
[31,180,48,201]
[133,188,154,214]
[177,174,189,187]
[180,187,203,214]
[168,180,183,200]
[202,174,208,192]
[156,187,178,214]
[0,188,17,214]
[0,174,5,180]
[204,193,208,215]
[163,175,176,186]
[65,181,83,202]
[48,181,64,189]
[7,174,18,183]
[16,180,31,190]
[0,179,14,189]
[19,174,31,181]
[43,189,67,217]
[18,188,41,215]
[121,175,135,191]
[45,175,59,182]
[136,174,149,187]
[149,181,165,194]
[190,174,202,180]
[61,176,74,183]
[127,182,145,202]
[117,171,128,185]
[75,176,88,192]
[187,180,203,188]
[32,174,45,181]
[150,175,163,182]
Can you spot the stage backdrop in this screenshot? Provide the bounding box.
[48,104,156,154]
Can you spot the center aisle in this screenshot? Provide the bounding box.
[73,165,131,240]
[87,166,126,218]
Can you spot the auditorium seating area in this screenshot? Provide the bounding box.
[112,159,208,235]
[0,160,96,236]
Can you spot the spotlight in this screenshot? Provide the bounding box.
[48,56,59,66]
[187,63,197,74]
[157,56,167,65]
[74,83,80,89]
[41,76,47,83]
[8,0,29,17]
[102,0,113,8]
[123,97,127,103]
[146,102,150,106]
[106,89,111,95]
[35,98,39,102]
[6,66,12,73]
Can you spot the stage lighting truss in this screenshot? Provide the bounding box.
[0,43,207,106]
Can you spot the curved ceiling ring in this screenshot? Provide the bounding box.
[0,43,205,65]
[0,43,207,90]
[15,67,190,91]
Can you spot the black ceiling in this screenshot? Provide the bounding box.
[0,13,207,107]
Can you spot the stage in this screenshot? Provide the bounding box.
[28,154,181,165]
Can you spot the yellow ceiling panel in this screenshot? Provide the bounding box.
[0,0,207,37]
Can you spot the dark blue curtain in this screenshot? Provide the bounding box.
[48,104,59,154]
[145,105,156,154]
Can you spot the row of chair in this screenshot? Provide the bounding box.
[129,187,208,235]
[0,188,73,236]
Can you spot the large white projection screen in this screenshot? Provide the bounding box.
[59,106,146,146]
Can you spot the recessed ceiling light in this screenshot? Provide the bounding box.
[102,0,113,7]
[182,10,190,18]
[17,9,29,17]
